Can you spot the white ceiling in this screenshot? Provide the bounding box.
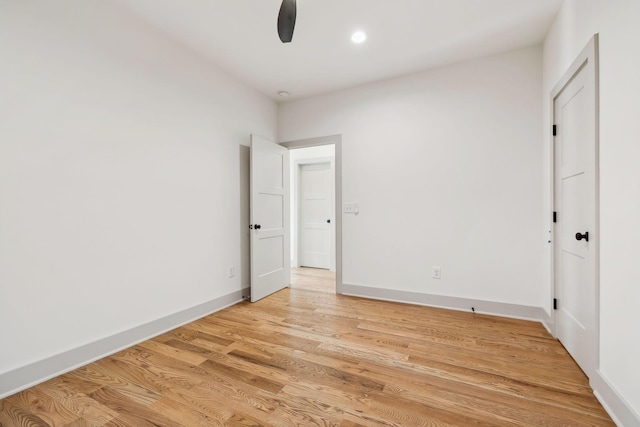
[112,0,563,101]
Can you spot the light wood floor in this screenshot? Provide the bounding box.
[290,267,336,294]
[0,276,614,426]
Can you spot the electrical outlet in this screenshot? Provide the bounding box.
[228,265,235,278]
[432,266,441,279]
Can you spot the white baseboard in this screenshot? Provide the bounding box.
[341,283,546,322]
[0,288,248,400]
[540,308,554,335]
[592,370,640,427]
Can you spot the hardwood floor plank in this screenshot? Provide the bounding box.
[94,354,189,397]
[88,386,179,427]
[364,390,498,427]
[200,358,285,395]
[7,387,80,426]
[137,340,208,366]
[0,269,614,425]
[30,378,118,426]
[147,396,224,427]
[265,390,345,427]
[0,399,50,427]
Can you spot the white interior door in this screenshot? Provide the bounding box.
[250,135,290,302]
[299,162,331,269]
[553,38,598,378]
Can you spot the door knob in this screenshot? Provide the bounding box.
[327,219,331,224]
[254,224,261,230]
[575,231,589,242]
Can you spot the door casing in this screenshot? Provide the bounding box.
[550,34,600,380]
[280,135,343,294]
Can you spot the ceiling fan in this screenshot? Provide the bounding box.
[277,0,297,43]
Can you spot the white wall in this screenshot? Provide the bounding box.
[289,145,336,269]
[279,46,544,310]
[0,0,276,381]
[543,0,640,423]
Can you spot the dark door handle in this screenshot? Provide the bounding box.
[254,224,261,230]
[327,219,331,223]
[575,231,589,242]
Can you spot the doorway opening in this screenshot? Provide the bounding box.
[281,135,342,294]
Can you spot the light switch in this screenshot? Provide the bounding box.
[344,202,359,214]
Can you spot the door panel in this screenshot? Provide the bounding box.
[255,235,285,276]
[560,174,588,259]
[256,193,284,229]
[250,135,290,302]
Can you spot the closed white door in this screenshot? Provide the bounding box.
[299,162,331,269]
[250,135,290,302]
[553,37,598,378]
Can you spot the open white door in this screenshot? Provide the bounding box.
[250,135,290,302]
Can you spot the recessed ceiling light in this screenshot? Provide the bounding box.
[351,31,367,44]
[278,90,290,97]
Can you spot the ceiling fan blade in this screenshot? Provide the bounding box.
[277,0,296,43]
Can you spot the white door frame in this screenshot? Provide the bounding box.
[550,34,600,378]
[280,135,343,294]
[293,156,335,271]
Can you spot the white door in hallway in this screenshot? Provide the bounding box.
[250,135,290,302]
[299,162,332,269]
[553,36,598,378]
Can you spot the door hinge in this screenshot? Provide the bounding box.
[553,211,557,223]
[553,298,558,310]
[553,124,557,136]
